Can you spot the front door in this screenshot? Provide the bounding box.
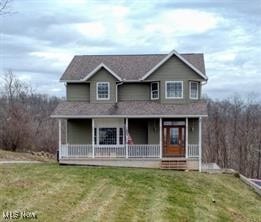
[163,126,185,157]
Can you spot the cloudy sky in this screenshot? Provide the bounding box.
[1,0,260,100]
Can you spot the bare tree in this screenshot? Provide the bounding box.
[0,0,11,15]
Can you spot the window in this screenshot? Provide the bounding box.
[151,82,159,100]
[99,128,116,144]
[97,82,110,100]
[190,81,199,99]
[165,81,183,99]
[94,127,124,145]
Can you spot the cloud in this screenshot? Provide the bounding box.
[0,0,260,101]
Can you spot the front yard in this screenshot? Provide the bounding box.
[0,163,260,222]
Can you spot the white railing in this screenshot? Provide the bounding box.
[128,144,160,158]
[61,144,92,158]
[188,144,199,158]
[60,144,161,159]
[95,145,126,158]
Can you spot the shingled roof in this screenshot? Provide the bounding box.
[60,53,206,81]
[51,101,208,118]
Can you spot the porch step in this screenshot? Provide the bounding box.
[160,160,187,170]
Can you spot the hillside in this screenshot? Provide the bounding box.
[0,164,260,222]
[0,149,55,162]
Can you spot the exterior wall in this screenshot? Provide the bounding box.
[148,119,160,144]
[188,118,199,144]
[146,55,204,103]
[128,119,148,144]
[88,68,117,103]
[118,83,150,101]
[66,83,90,101]
[67,119,92,144]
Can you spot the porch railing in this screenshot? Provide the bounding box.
[128,144,160,158]
[188,144,199,158]
[60,144,199,159]
[60,144,160,159]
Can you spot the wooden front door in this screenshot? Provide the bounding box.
[163,126,185,157]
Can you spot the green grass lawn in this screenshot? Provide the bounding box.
[0,164,260,222]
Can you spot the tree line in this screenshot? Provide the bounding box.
[0,72,260,178]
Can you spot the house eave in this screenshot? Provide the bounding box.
[51,114,208,119]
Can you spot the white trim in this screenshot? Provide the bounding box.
[125,118,128,158]
[51,114,208,118]
[150,82,159,100]
[189,81,199,100]
[82,63,122,81]
[58,119,61,160]
[185,118,188,158]
[95,126,124,146]
[96,82,110,100]
[159,118,162,159]
[165,81,183,99]
[141,50,208,81]
[92,119,95,158]
[199,117,202,172]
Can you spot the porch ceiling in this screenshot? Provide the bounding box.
[51,101,207,118]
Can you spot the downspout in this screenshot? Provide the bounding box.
[116,81,124,103]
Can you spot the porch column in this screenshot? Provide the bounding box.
[185,118,188,158]
[199,117,202,172]
[159,118,162,159]
[58,119,61,160]
[125,118,128,158]
[92,118,95,158]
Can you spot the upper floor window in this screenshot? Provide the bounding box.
[190,81,199,99]
[165,81,183,99]
[151,82,159,100]
[97,82,110,100]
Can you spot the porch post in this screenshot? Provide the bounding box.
[159,118,162,159]
[58,119,61,160]
[92,118,95,158]
[199,117,202,172]
[125,118,128,158]
[185,118,188,158]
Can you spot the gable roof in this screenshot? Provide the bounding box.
[82,63,122,81]
[141,50,207,80]
[60,51,207,82]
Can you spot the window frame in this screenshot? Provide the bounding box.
[150,82,159,100]
[94,127,124,145]
[96,82,110,100]
[189,81,199,100]
[165,81,183,99]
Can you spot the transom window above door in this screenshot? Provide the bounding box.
[165,81,183,99]
[97,82,110,100]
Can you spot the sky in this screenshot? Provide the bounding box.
[0,0,261,100]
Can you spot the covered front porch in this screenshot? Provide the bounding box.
[58,117,202,169]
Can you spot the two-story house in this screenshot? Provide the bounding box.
[51,50,208,170]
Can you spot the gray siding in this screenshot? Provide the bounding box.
[88,68,117,103]
[188,118,199,144]
[148,119,160,144]
[66,83,90,101]
[119,83,150,101]
[67,119,92,144]
[128,119,148,144]
[146,56,204,103]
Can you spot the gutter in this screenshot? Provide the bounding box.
[115,81,124,103]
